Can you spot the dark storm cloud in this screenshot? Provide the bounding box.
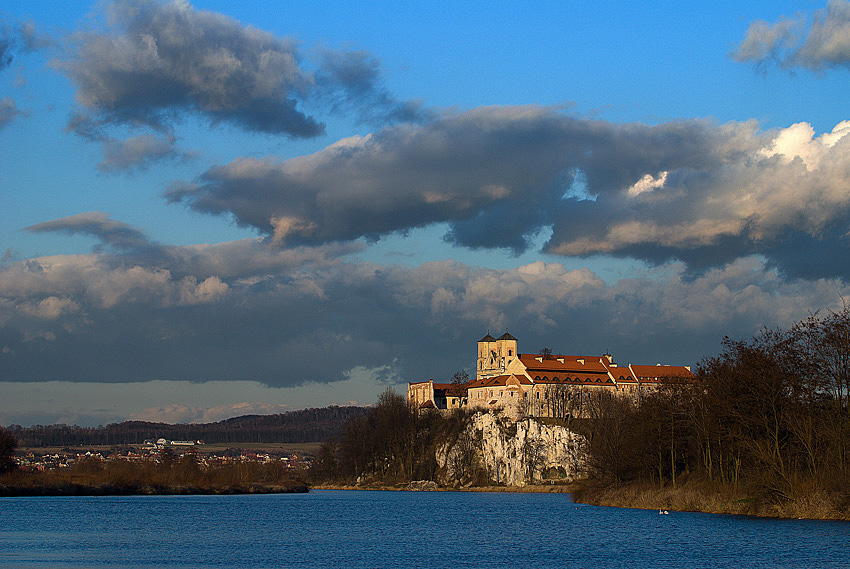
[168,106,743,250]
[171,105,850,279]
[733,0,850,70]
[54,0,422,170]
[1,226,847,385]
[57,0,317,136]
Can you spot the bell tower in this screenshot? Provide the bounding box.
[497,331,518,370]
[477,331,518,379]
[477,332,496,380]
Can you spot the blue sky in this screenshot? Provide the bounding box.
[3,0,850,427]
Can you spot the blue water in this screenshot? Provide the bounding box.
[0,490,848,568]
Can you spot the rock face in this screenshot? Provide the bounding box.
[437,412,586,487]
[407,480,439,491]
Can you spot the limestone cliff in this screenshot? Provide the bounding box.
[436,412,586,487]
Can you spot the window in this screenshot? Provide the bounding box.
[508,349,513,356]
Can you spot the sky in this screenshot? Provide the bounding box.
[3,0,850,427]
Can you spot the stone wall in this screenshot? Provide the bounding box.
[437,412,586,487]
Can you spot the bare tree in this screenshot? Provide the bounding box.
[520,434,546,482]
[0,427,18,474]
[451,370,470,384]
[543,384,585,425]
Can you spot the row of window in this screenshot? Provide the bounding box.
[533,375,614,383]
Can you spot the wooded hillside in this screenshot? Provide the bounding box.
[8,406,368,447]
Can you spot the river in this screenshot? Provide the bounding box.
[1,490,848,568]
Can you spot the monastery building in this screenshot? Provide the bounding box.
[408,332,694,417]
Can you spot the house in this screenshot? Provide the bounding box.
[408,332,694,418]
[406,380,467,412]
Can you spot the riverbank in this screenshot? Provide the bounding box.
[312,481,577,493]
[314,480,850,520]
[0,480,308,496]
[571,479,850,521]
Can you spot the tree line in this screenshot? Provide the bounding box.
[309,389,483,486]
[0,445,307,495]
[312,305,850,507]
[582,306,850,506]
[8,406,367,447]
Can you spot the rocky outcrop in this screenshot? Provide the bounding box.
[407,480,439,491]
[437,412,586,487]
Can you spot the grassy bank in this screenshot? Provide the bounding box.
[314,480,850,521]
[0,457,308,496]
[0,479,308,496]
[570,479,850,520]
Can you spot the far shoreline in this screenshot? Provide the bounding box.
[0,481,309,497]
[312,481,850,521]
[5,478,849,522]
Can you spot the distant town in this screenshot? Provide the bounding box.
[15,441,312,473]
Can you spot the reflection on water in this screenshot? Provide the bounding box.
[1,490,848,568]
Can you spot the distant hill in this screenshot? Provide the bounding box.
[8,406,368,447]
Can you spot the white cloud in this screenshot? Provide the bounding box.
[628,171,668,196]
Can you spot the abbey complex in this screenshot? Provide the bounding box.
[408,332,694,418]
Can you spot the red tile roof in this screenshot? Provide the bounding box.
[630,364,694,382]
[466,374,531,390]
[519,353,610,374]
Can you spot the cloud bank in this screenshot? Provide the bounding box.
[2,214,847,387]
[169,106,850,280]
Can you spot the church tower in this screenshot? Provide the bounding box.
[477,331,518,379]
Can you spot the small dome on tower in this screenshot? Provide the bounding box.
[498,332,517,341]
